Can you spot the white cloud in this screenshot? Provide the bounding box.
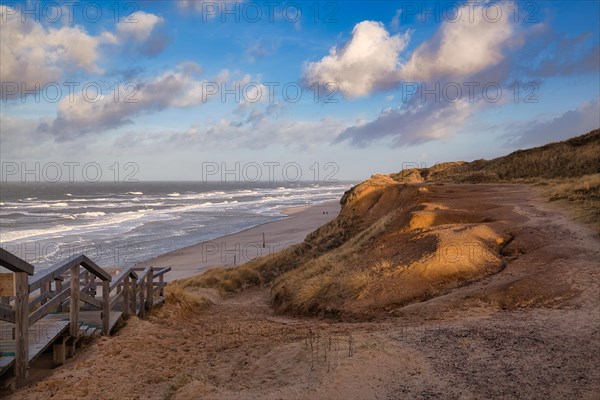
[36,63,206,140]
[116,11,164,42]
[400,2,516,81]
[303,2,518,99]
[303,21,410,98]
[107,11,167,57]
[310,2,524,148]
[0,5,102,98]
[0,6,167,100]
[35,65,267,141]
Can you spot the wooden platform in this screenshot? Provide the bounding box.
[0,310,123,376]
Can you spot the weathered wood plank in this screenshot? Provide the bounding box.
[79,292,102,309]
[153,282,167,295]
[29,254,111,293]
[0,248,35,275]
[146,268,153,310]
[29,254,83,292]
[70,265,79,338]
[131,279,137,316]
[109,289,124,310]
[138,271,146,318]
[14,271,29,379]
[123,276,131,316]
[153,267,171,278]
[110,267,138,291]
[55,279,63,313]
[28,289,53,310]
[53,336,67,367]
[159,274,165,296]
[79,255,111,282]
[102,281,109,335]
[28,286,70,325]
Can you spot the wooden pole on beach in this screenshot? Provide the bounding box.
[262,232,266,248]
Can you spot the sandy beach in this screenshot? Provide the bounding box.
[135,201,341,281]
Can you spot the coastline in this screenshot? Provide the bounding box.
[134,200,341,281]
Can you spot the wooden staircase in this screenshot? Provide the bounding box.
[0,247,170,383]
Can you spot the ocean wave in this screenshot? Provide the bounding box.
[126,191,143,195]
[77,211,106,218]
[3,210,153,242]
[167,192,180,197]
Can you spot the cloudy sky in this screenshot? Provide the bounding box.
[1,0,598,181]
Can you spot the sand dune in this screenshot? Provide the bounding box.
[6,183,599,400]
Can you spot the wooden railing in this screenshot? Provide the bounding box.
[0,247,170,380]
[0,248,34,379]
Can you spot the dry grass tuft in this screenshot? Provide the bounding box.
[545,174,600,230]
[178,265,263,294]
[157,282,212,317]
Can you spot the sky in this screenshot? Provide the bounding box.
[0,0,599,182]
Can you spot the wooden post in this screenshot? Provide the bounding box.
[146,268,153,310]
[53,337,67,366]
[123,276,130,316]
[14,271,29,379]
[81,271,88,294]
[55,279,63,312]
[101,280,110,335]
[138,276,145,319]
[159,274,164,296]
[41,281,50,305]
[131,278,137,316]
[70,264,80,338]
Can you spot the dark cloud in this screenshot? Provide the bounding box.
[335,95,472,148]
[504,99,599,147]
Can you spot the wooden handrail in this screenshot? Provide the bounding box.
[79,255,111,281]
[29,254,111,293]
[0,247,34,275]
[29,286,70,325]
[153,267,171,278]
[137,267,153,284]
[110,267,138,292]
[29,255,81,292]
[1,247,170,381]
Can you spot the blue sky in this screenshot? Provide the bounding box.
[1,0,599,181]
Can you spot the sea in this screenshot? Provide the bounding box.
[0,181,353,271]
